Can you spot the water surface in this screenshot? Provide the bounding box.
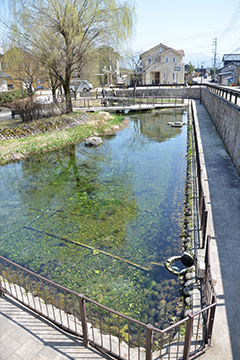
[0,109,187,327]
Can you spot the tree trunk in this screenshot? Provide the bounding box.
[133,82,137,98]
[52,88,57,104]
[63,80,73,113]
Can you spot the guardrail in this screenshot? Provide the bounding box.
[191,100,208,248]
[76,96,185,109]
[205,84,240,107]
[0,245,216,360]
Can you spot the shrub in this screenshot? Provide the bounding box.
[0,89,28,104]
[11,98,65,122]
[11,98,42,122]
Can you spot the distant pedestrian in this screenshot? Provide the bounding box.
[102,88,106,98]
[96,89,99,99]
[113,89,116,97]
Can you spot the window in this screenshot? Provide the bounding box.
[173,73,175,80]
[166,57,168,63]
[147,57,151,63]
[160,47,162,53]
[173,57,176,63]
[36,78,44,84]
[163,72,166,78]
[169,51,172,55]
[2,62,8,69]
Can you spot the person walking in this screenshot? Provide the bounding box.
[102,88,106,98]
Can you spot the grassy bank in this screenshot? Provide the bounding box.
[0,111,125,165]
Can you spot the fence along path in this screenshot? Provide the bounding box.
[0,253,216,360]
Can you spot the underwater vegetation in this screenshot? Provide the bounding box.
[0,109,187,329]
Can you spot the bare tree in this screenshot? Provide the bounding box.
[1,46,45,97]
[11,0,135,113]
[124,51,153,97]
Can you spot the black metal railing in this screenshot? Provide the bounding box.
[0,246,216,360]
[76,96,185,109]
[191,100,208,248]
[205,84,240,107]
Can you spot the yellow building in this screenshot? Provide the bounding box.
[140,43,185,85]
[0,48,48,92]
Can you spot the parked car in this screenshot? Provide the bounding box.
[70,80,94,92]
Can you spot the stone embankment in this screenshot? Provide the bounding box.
[0,113,91,141]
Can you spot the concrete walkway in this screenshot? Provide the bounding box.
[0,295,110,360]
[195,101,240,360]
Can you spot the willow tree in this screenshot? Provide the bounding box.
[13,0,135,113]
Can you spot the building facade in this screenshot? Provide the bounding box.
[222,54,240,67]
[140,43,185,85]
[0,48,48,92]
[218,63,240,85]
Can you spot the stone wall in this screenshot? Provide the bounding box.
[202,88,240,174]
[116,87,201,99]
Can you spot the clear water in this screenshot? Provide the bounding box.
[0,109,187,328]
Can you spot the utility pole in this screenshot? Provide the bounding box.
[200,64,203,104]
[212,38,217,80]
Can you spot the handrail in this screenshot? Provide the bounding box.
[0,236,217,360]
[205,84,240,107]
[77,95,185,109]
[191,100,209,248]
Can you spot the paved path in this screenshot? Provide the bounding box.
[0,295,110,360]
[195,101,240,360]
[0,110,12,121]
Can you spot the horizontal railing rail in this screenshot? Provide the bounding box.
[0,236,216,360]
[191,100,209,248]
[205,84,240,107]
[76,96,185,109]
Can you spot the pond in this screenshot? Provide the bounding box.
[0,108,188,329]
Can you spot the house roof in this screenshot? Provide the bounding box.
[140,43,185,58]
[222,54,240,62]
[0,70,11,78]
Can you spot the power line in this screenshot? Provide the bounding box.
[219,1,240,41]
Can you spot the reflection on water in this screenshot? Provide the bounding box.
[0,109,187,328]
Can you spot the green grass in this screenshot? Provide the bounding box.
[0,111,125,165]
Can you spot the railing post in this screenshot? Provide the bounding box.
[146,324,153,360]
[206,296,216,345]
[0,277,3,297]
[79,294,88,346]
[183,313,194,360]
[235,94,238,105]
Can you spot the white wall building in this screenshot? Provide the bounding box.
[140,43,185,85]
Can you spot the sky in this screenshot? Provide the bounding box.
[130,0,240,68]
[1,0,240,69]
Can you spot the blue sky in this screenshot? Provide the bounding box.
[1,0,240,68]
[131,0,240,67]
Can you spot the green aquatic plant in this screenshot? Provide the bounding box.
[0,109,188,329]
